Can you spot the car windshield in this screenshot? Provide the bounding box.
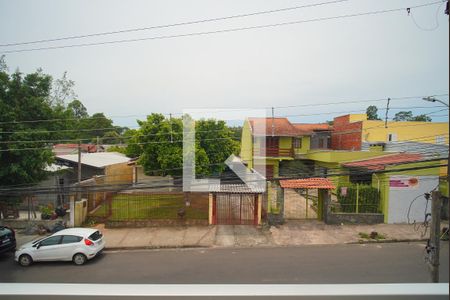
[88,231,102,241]
[0,227,12,237]
[31,237,46,245]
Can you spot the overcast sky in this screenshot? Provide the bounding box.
[1,0,448,128]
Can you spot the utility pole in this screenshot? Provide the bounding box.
[271,107,275,137]
[384,97,391,128]
[427,191,442,283]
[78,140,82,186]
[70,141,82,227]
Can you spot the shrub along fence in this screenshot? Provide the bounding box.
[336,184,381,214]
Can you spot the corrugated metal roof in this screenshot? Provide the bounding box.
[279,178,335,189]
[209,184,265,194]
[56,152,130,168]
[342,153,423,170]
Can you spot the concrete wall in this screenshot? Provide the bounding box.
[104,162,133,185]
[279,136,292,150]
[74,199,88,227]
[240,119,254,168]
[363,120,449,144]
[106,219,208,228]
[0,219,61,229]
[294,136,311,155]
[387,175,438,224]
[326,213,384,225]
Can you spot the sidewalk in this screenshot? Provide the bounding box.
[14,220,448,250]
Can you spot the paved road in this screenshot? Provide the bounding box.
[0,242,448,284]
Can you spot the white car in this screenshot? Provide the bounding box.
[15,228,105,266]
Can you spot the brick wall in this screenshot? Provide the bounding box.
[331,115,363,150]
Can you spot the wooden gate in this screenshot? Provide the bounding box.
[213,194,258,225]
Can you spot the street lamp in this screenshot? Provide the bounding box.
[422,96,449,107]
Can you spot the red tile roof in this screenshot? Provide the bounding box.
[279,178,335,189]
[293,123,332,134]
[249,118,299,137]
[342,153,423,170]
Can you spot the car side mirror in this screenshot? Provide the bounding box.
[36,243,41,249]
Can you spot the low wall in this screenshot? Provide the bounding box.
[106,219,208,228]
[326,213,384,225]
[0,219,61,229]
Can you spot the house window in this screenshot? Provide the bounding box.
[293,138,302,148]
[350,173,372,184]
[388,133,398,142]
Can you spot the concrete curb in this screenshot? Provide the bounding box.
[347,238,428,245]
[104,245,207,251]
[103,239,438,251]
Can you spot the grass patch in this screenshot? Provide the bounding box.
[358,232,370,239]
[359,231,386,241]
[90,194,208,221]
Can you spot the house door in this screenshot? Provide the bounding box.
[213,194,258,225]
[266,137,279,156]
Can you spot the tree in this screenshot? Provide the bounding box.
[84,113,114,139]
[393,111,432,122]
[196,119,239,175]
[125,114,237,178]
[66,99,88,119]
[50,71,77,107]
[0,55,8,73]
[366,105,381,120]
[0,66,54,188]
[411,114,432,122]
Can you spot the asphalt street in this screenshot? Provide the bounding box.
[0,242,448,284]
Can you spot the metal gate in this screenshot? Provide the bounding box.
[283,188,318,220]
[213,193,258,225]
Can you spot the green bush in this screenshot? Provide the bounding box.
[337,184,380,213]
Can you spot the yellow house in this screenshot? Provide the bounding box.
[332,114,449,149]
[240,117,332,178]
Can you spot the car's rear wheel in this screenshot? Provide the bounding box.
[72,253,87,265]
[18,254,32,267]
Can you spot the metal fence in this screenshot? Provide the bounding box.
[89,192,209,222]
[335,184,381,214]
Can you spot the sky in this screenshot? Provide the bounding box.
[0,0,448,128]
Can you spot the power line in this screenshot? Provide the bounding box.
[409,0,446,31]
[1,163,446,195]
[1,119,448,151]
[0,1,443,54]
[0,136,241,152]
[0,0,348,48]
[0,93,447,126]
[280,105,448,118]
